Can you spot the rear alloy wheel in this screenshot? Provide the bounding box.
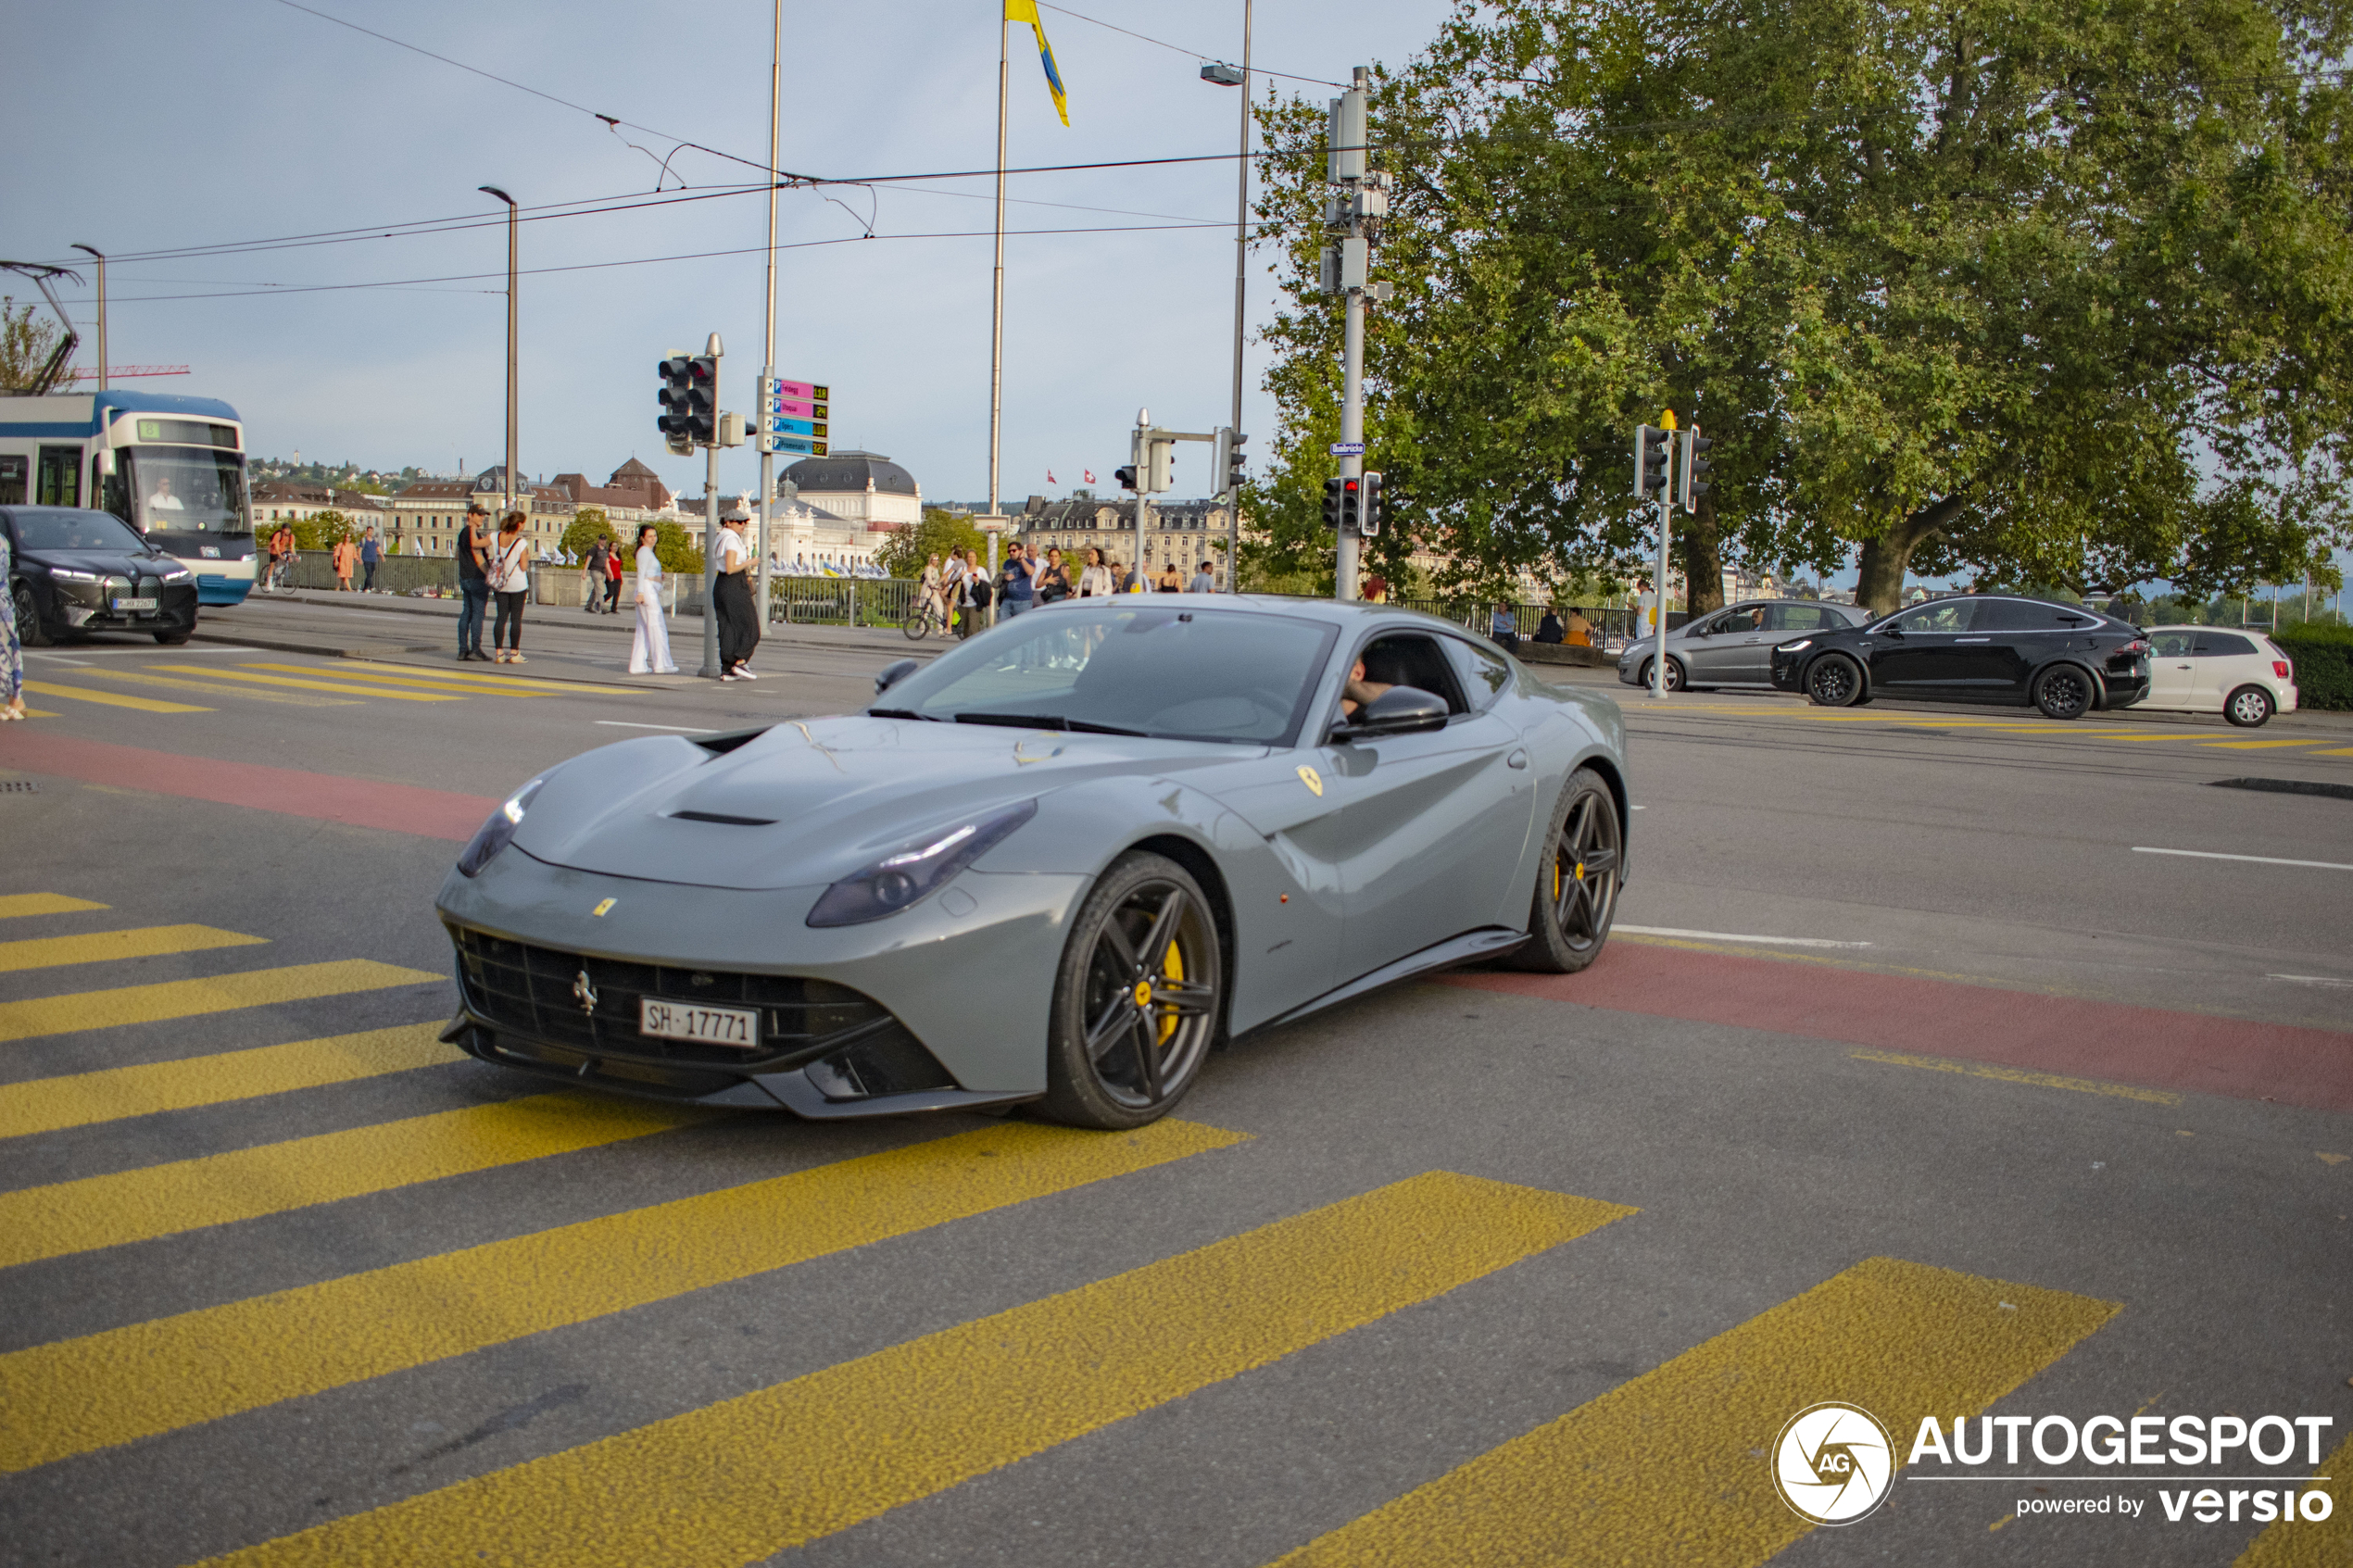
[1806,654,1862,707]
[1040,851,1223,1129]
[2032,663,2094,721]
[1507,767,1621,973]
[2224,684,2275,728]
[1638,657,1686,692]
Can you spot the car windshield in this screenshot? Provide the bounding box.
[118,445,251,538]
[879,605,1339,746]
[8,508,149,553]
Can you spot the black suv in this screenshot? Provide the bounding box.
[4,506,200,646]
[1769,595,2150,720]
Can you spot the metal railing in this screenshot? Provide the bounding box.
[768,575,918,628]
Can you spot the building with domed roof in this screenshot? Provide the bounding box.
[778,450,922,529]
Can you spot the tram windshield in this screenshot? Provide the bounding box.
[116,445,252,548]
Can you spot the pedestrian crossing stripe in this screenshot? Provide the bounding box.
[236,662,548,698]
[0,922,266,975]
[0,1091,696,1269]
[1268,1256,2118,1568]
[2233,1426,2350,1565]
[250,660,641,697]
[143,666,465,702]
[0,1118,1251,1472]
[0,959,441,1044]
[196,1172,1633,1567]
[78,669,359,707]
[0,894,108,921]
[0,1022,451,1139]
[19,679,209,714]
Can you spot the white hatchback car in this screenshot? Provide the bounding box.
[2138,626,2300,726]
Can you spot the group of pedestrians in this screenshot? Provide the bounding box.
[451,500,535,663]
[328,529,382,592]
[917,543,1223,639]
[579,538,624,615]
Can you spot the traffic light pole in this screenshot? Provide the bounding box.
[1650,485,1672,700]
[758,0,780,634]
[1336,281,1364,602]
[699,332,724,681]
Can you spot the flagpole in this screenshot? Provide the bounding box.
[989,7,1009,521]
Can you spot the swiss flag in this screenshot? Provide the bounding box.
[1083,469,1096,484]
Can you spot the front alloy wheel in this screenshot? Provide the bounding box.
[1806,654,1862,707]
[1640,657,1686,692]
[1508,766,1621,973]
[1041,851,1223,1128]
[11,581,49,648]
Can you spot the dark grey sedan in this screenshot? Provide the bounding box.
[1617,598,1868,691]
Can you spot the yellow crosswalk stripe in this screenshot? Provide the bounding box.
[0,922,265,975]
[2201,737,2333,748]
[239,662,547,697]
[20,680,208,714]
[0,1092,695,1269]
[2313,747,2353,758]
[0,1117,1252,1472]
[0,959,440,1044]
[2232,1426,2349,1565]
[1270,1255,2117,1568]
[144,666,464,701]
[0,894,108,921]
[248,660,639,697]
[79,669,359,707]
[201,1171,1632,1566]
[0,1023,451,1139]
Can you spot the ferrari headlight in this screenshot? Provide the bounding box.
[456,777,546,877]
[807,799,1038,927]
[1776,638,1814,653]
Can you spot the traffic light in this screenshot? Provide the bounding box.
[1213,428,1248,495]
[1145,433,1176,494]
[1338,475,1362,533]
[1360,470,1383,536]
[1678,426,1713,512]
[1322,475,1344,530]
[1633,423,1670,498]
[1114,465,1139,493]
[658,355,695,456]
[685,354,717,446]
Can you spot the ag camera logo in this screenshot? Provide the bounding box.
[1773,1402,1896,1524]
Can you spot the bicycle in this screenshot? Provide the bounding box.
[901,595,947,641]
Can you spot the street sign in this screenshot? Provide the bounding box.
[767,417,827,438]
[758,376,832,456]
[1329,441,1365,456]
[772,397,824,420]
[774,379,829,402]
[771,437,830,456]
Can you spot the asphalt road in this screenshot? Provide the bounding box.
[1,601,2347,1567]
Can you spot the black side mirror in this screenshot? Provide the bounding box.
[875,659,918,696]
[1334,684,1450,741]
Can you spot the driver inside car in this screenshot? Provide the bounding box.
[1340,658,1393,718]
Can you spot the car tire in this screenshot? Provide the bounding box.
[1505,766,1621,974]
[153,630,192,646]
[1038,850,1224,1130]
[2223,684,2275,728]
[1806,654,1862,707]
[1637,657,1685,692]
[12,581,51,648]
[2032,663,2094,721]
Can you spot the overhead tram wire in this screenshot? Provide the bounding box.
[1033,0,1343,88]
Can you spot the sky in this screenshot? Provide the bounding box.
[6,0,1453,509]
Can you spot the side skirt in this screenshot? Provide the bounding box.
[1251,926,1529,1035]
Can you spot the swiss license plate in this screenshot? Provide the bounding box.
[639,997,758,1048]
[112,596,157,611]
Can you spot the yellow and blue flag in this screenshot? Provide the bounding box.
[1005,0,1069,126]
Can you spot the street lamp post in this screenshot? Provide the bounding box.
[1227,1,1252,590]
[478,187,520,530]
[69,245,105,391]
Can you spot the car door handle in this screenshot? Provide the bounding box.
[1506,749,1529,770]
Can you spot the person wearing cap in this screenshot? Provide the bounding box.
[713,506,760,681]
[455,499,493,661]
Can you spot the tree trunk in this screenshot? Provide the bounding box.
[1854,496,1966,615]
[1680,490,1725,615]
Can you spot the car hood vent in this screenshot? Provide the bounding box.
[670,809,779,825]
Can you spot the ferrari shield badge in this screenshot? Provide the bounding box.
[1296,764,1324,797]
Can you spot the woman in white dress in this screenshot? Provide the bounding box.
[628,525,678,674]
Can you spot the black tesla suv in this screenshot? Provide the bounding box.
[4,506,201,646]
[1768,594,2150,720]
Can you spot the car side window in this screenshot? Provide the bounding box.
[1354,632,1472,716]
[1892,600,1975,633]
[1441,635,1513,710]
[1768,603,1833,633]
[2151,631,2195,659]
[1718,606,1767,633]
[2193,632,2257,658]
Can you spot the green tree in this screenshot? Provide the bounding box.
[875,508,987,580]
[1250,0,2353,614]
[0,296,65,393]
[560,507,616,560]
[287,510,354,551]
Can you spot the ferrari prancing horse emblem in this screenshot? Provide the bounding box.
[573,969,598,1016]
[1296,764,1324,797]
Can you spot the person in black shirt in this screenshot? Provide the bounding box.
[455,500,492,660]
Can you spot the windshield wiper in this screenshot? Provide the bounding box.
[866,708,938,721]
[951,711,1150,736]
